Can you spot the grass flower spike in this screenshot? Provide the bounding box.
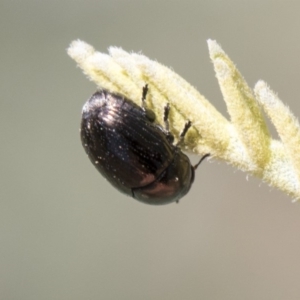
[68,39,300,200]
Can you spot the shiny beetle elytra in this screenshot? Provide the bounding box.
[80,85,209,205]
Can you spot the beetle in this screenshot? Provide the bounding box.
[80,85,209,205]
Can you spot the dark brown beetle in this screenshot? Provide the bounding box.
[80,85,209,205]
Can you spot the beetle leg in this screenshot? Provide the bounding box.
[141,84,148,109]
[163,103,170,132]
[141,84,156,122]
[176,120,191,146]
[163,103,175,143]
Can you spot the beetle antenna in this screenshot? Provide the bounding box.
[194,153,210,170]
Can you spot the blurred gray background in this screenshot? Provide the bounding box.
[2,1,300,299]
